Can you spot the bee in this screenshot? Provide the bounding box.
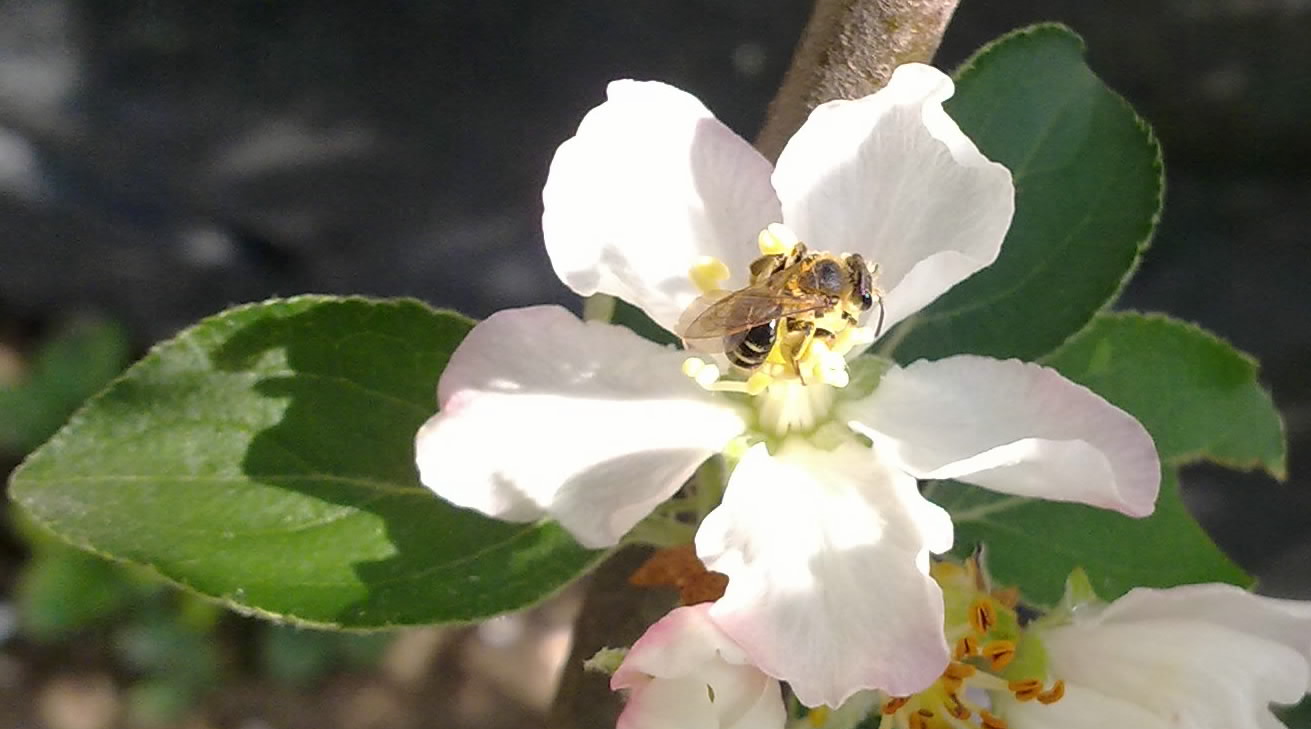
[679,243,884,374]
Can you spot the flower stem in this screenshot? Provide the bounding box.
[754,0,963,162]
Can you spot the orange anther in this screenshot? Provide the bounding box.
[969,599,997,635]
[908,710,928,729]
[954,635,980,659]
[982,640,1017,671]
[945,694,971,721]
[1008,678,1043,702]
[980,709,1009,729]
[1037,679,1066,704]
[944,662,977,680]
[881,697,910,715]
[992,587,1020,608]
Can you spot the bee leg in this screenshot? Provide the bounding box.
[787,319,816,384]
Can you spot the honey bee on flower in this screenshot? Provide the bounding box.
[415,63,1161,707]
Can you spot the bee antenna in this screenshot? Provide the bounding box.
[873,294,886,339]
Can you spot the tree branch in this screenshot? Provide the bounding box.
[755,0,962,161]
[546,546,674,729]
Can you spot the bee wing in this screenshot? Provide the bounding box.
[678,288,830,352]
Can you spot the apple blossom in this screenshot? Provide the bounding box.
[611,604,786,729]
[414,63,1161,707]
[994,583,1311,729]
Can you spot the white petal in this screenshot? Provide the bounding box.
[1094,584,1311,694]
[615,605,786,729]
[618,676,718,729]
[415,305,746,548]
[997,685,1171,729]
[773,63,1014,332]
[842,355,1160,517]
[543,80,782,334]
[696,440,953,707]
[1043,616,1307,728]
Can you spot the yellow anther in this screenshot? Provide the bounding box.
[681,357,722,389]
[745,371,773,395]
[968,599,998,635]
[881,697,910,715]
[1007,678,1043,702]
[758,223,800,256]
[689,256,731,294]
[954,636,980,660]
[831,325,873,357]
[907,710,930,729]
[807,706,831,727]
[981,640,1017,671]
[1037,680,1066,705]
[979,709,1008,729]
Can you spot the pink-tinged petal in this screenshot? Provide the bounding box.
[543,80,782,335]
[773,63,1014,333]
[998,684,1171,729]
[696,440,953,707]
[615,605,786,729]
[1042,608,1308,727]
[842,355,1160,517]
[415,305,745,548]
[1094,585,1311,694]
[614,604,751,687]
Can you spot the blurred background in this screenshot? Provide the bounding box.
[0,1,1308,727]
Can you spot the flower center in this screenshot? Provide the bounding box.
[679,224,879,436]
[881,563,1067,729]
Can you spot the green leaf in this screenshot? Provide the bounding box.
[10,296,604,628]
[1279,697,1311,729]
[1043,312,1286,477]
[937,470,1248,605]
[890,24,1162,363]
[939,312,1286,604]
[0,318,130,453]
[610,298,680,347]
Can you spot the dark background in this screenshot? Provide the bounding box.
[0,0,1308,727]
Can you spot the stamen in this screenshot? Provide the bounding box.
[808,707,831,727]
[832,324,875,357]
[754,380,836,436]
[968,600,997,635]
[981,640,1016,671]
[758,223,801,255]
[802,338,851,388]
[689,256,731,294]
[882,697,910,715]
[978,710,1007,729]
[1036,680,1065,705]
[745,371,773,396]
[943,662,977,681]
[681,357,723,389]
[954,636,980,660]
[1007,679,1043,702]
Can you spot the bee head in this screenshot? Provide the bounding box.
[845,253,876,311]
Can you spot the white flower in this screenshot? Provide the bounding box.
[415,63,1161,707]
[996,584,1311,729]
[612,604,786,729]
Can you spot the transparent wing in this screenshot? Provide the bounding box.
[678,287,830,352]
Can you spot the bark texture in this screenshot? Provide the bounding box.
[755,0,962,161]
